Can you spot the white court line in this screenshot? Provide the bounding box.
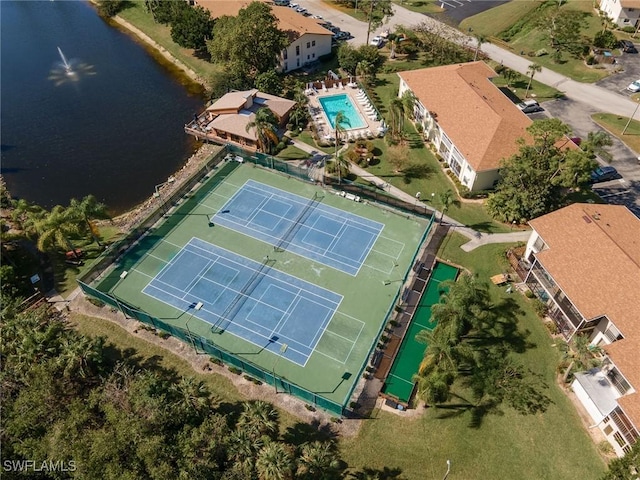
[182,259,214,297]
[387,373,415,385]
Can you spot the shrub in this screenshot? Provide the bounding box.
[622,26,636,33]
[532,299,548,318]
[157,330,170,339]
[349,401,361,409]
[389,320,399,327]
[586,55,596,65]
[228,366,242,375]
[525,289,535,299]
[87,297,105,308]
[593,30,618,49]
[415,123,423,134]
[598,440,614,455]
[535,48,548,57]
[209,357,223,366]
[330,417,342,423]
[304,404,316,412]
[545,321,559,335]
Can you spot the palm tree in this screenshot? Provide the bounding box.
[237,400,280,441]
[69,195,110,246]
[401,90,416,121]
[582,130,613,163]
[388,97,405,143]
[57,335,105,379]
[172,376,212,417]
[525,63,542,98]
[474,33,487,62]
[501,67,519,88]
[255,442,294,480]
[356,60,373,86]
[332,111,350,184]
[36,205,82,257]
[296,441,342,480]
[246,107,280,154]
[437,190,460,224]
[10,198,46,241]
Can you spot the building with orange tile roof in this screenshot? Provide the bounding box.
[397,62,534,192]
[520,203,640,456]
[196,1,332,73]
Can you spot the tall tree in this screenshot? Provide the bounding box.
[356,60,373,86]
[540,8,584,57]
[256,442,294,480]
[473,33,487,61]
[357,0,394,44]
[170,4,214,53]
[582,130,613,163]
[401,90,416,121]
[437,190,460,224]
[237,400,279,441]
[525,63,542,99]
[207,2,287,81]
[246,108,280,154]
[69,195,110,246]
[296,441,343,480]
[255,70,284,96]
[388,97,405,142]
[35,205,82,257]
[487,119,597,223]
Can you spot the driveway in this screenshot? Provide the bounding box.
[432,0,510,26]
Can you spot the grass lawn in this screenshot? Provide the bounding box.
[275,144,311,160]
[592,112,640,154]
[296,131,335,154]
[117,2,220,88]
[460,1,542,38]
[489,63,564,103]
[460,0,610,83]
[340,233,606,480]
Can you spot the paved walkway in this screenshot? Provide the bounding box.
[290,137,530,250]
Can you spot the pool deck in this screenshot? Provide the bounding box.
[306,83,386,142]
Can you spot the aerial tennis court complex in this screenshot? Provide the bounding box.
[80,153,433,414]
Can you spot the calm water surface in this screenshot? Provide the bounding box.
[1,1,205,214]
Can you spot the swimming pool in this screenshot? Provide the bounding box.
[318,94,367,130]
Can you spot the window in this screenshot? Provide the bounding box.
[312,40,316,47]
[284,62,288,71]
[307,55,310,60]
[307,42,310,48]
[312,53,315,58]
[624,18,630,23]
[283,49,287,60]
[296,58,300,67]
[296,45,300,56]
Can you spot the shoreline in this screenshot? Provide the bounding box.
[104,9,214,230]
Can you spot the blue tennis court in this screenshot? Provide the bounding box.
[211,180,383,276]
[142,238,341,366]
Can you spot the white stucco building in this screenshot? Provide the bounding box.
[599,0,640,28]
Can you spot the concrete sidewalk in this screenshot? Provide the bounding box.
[291,136,532,250]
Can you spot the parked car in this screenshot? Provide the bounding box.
[516,99,543,114]
[627,79,640,92]
[273,0,290,5]
[370,36,383,48]
[620,40,637,53]
[288,3,298,9]
[590,166,618,183]
[336,31,351,40]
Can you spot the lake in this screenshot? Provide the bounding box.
[0,0,205,214]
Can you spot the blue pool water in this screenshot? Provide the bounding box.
[318,94,367,130]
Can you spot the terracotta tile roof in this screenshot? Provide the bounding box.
[196,1,332,42]
[252,91,296,118]
[529,203,640,427]
[397,62,533,172]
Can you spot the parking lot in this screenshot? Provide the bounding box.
[595,41,640,96]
